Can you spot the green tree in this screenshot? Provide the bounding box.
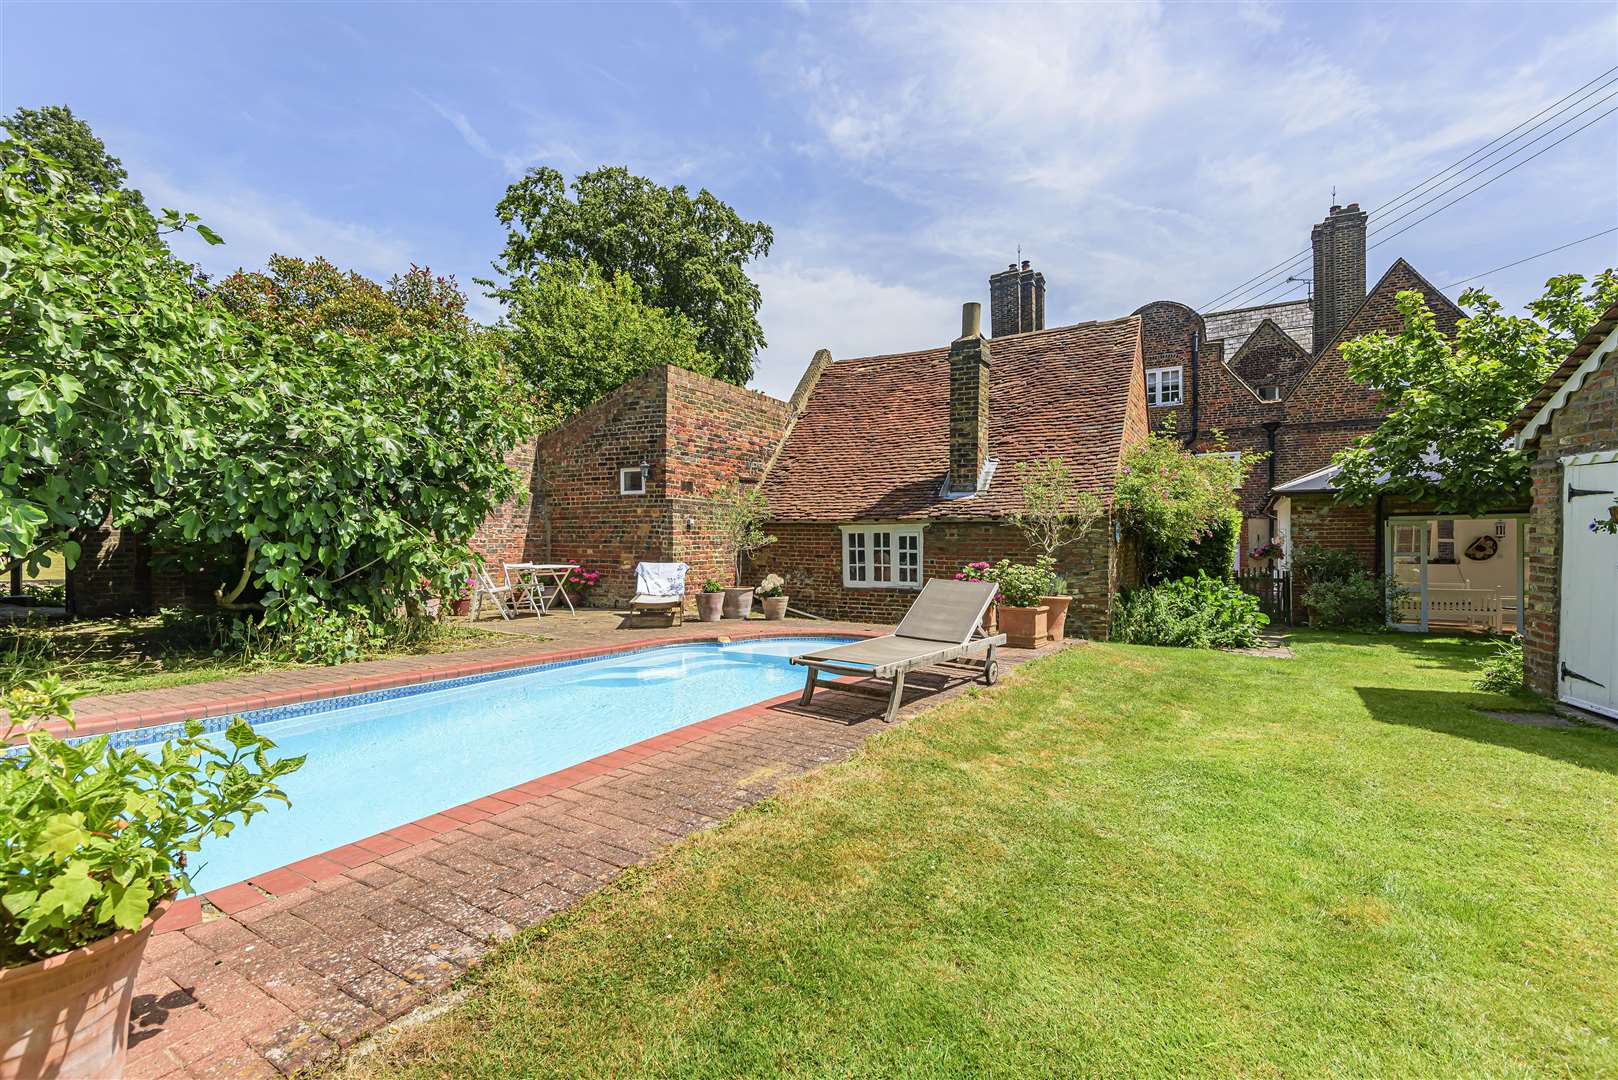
[1334,271,1618,516]
[0,137,223,575]
[1,104,151,219]
[499,260,717,428]
[214,255,472,344]
[493,166,772,384]
[1010,456,1106,561]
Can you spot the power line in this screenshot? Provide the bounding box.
[1440,226,1618,289]
[1366,88,1617,242]
[1369,105,1618,252]
[1201,66,1618,311]
[1367,67,1617,221]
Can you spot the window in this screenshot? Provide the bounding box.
[1146,366,1183,407]
[619,466,646,495]
[1198,450,1242,489]
[1258,385,1282,401]
[841,525,924,589]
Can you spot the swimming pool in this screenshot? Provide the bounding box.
[115,636,855,892]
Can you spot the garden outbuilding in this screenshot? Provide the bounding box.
[1510,299,1618,717]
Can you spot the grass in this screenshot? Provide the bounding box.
[0,615,511,696]
[336,630,1618,1079]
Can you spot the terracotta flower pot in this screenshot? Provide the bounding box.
[761,596,789,620]
[697,593,725,622]
[997,604,1050,649]
[722,587,754,619]
[980,602,998,636]
[0,897,171,1080]
[450,598,471,617]
[1041,595,1072,640]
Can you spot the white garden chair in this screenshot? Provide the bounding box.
[469,565,518,621]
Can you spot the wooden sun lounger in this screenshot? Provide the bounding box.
[792,579,1006,723]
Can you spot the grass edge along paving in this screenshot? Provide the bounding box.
[336,632,1618,1080]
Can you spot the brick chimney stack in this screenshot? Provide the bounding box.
[1311,202,1368,353]
[989,259,1045,337]
[948,302,992,494]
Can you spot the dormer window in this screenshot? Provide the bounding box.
[1146,366,1183,407]
[1259,385,1282,401]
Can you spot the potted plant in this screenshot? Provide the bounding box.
[756,574,789,620]
[0,678,303,1079]
[565,566,601,606]
[705,480,777,619]
[1248,536,1285,564]
[696,580,726,622]
[447,574,473,617]
[1010,457,1104,640]
[955,561,998,634]
[990,559,1053,649]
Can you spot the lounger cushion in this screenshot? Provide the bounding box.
[634,562,687,597]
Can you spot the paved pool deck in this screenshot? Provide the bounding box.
[104,611,1064,1078]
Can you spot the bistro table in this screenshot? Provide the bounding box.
[504,563,579,616]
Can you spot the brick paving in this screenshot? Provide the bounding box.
[101,614,1060,1078]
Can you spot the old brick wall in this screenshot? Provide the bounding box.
[752,519,1125,638]
[665,367,793,597]
[67,524,149,617]
[471,442,538,571]
[1284,494,1377,623]
[1521,345,1618,696]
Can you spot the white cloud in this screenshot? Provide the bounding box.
[134,167,413,281]
[750,256,960,399]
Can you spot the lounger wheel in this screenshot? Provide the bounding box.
[981,658,999,685]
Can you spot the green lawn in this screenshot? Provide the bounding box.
[0,615,512,697]
[343,632,1618,1079]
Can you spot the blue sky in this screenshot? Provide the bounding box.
[4,1,1616,398]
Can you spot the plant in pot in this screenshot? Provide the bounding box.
[705,480,776,619]
[955,561,998,633]
[696,580,726,622]
[1010,456,1105,640]
[989,559,1055,649]
[1,678,304,1079]
[565,566,601,606]
[447,574,474,617]
[756,574,789,620]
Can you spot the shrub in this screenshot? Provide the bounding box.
[990,558,1059,608]
[1,679,304,965]
[1474,635,1527,694]
[1300,571,1390,629]
[700,580,724,593]
[1112,573,1268,649]
[1292,544,1364,585]
[1158,508,1241,582]
[1114,434,1255,582]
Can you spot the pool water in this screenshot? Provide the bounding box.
[152,637,853,892]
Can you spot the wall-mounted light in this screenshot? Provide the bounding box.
[685,515,697,529]
[639,459,651,482]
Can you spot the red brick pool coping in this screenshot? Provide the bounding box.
[155,670,859,937]
[51,625,871,936]
[45,623,878,740]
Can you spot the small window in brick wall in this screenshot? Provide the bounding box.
[619,466,646,495]
[1146,366,1183,407]
[841,524,924,589]
[1258,385,1281,401]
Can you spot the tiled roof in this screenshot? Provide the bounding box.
[763,317,1143,522]
[1508,298,1618,441]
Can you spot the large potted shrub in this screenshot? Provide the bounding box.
[705,480,776,620]
[0,679,303,1079]
[1010,457,1104,640]
[955,561,997,634]
[756,574,789,620]
[989,560,1052,649]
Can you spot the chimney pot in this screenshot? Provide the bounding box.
[988,260,1046,337]
[959,302,982,340]
[1021,259,1030,271]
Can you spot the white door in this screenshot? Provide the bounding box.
[1560,461,1618,717]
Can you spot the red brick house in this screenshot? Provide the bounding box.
[1509,300,1618,715]
[750,306,1148,638]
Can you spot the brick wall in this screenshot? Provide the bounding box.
[68,523,149,617]
[1521,344,1618,696]
[492,366,792,609]
[752,519,1129,638]
[1284,493,1377,623]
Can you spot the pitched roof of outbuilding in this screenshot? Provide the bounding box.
[762,317,1144,522]
[1508,298,1618,443]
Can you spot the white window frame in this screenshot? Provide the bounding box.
[618,466,646,495]
[1198,450,1242,489]
[1146,365,1183,407]
[840,524,925,590]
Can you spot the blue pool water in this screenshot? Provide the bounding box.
[136,637,852,892]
